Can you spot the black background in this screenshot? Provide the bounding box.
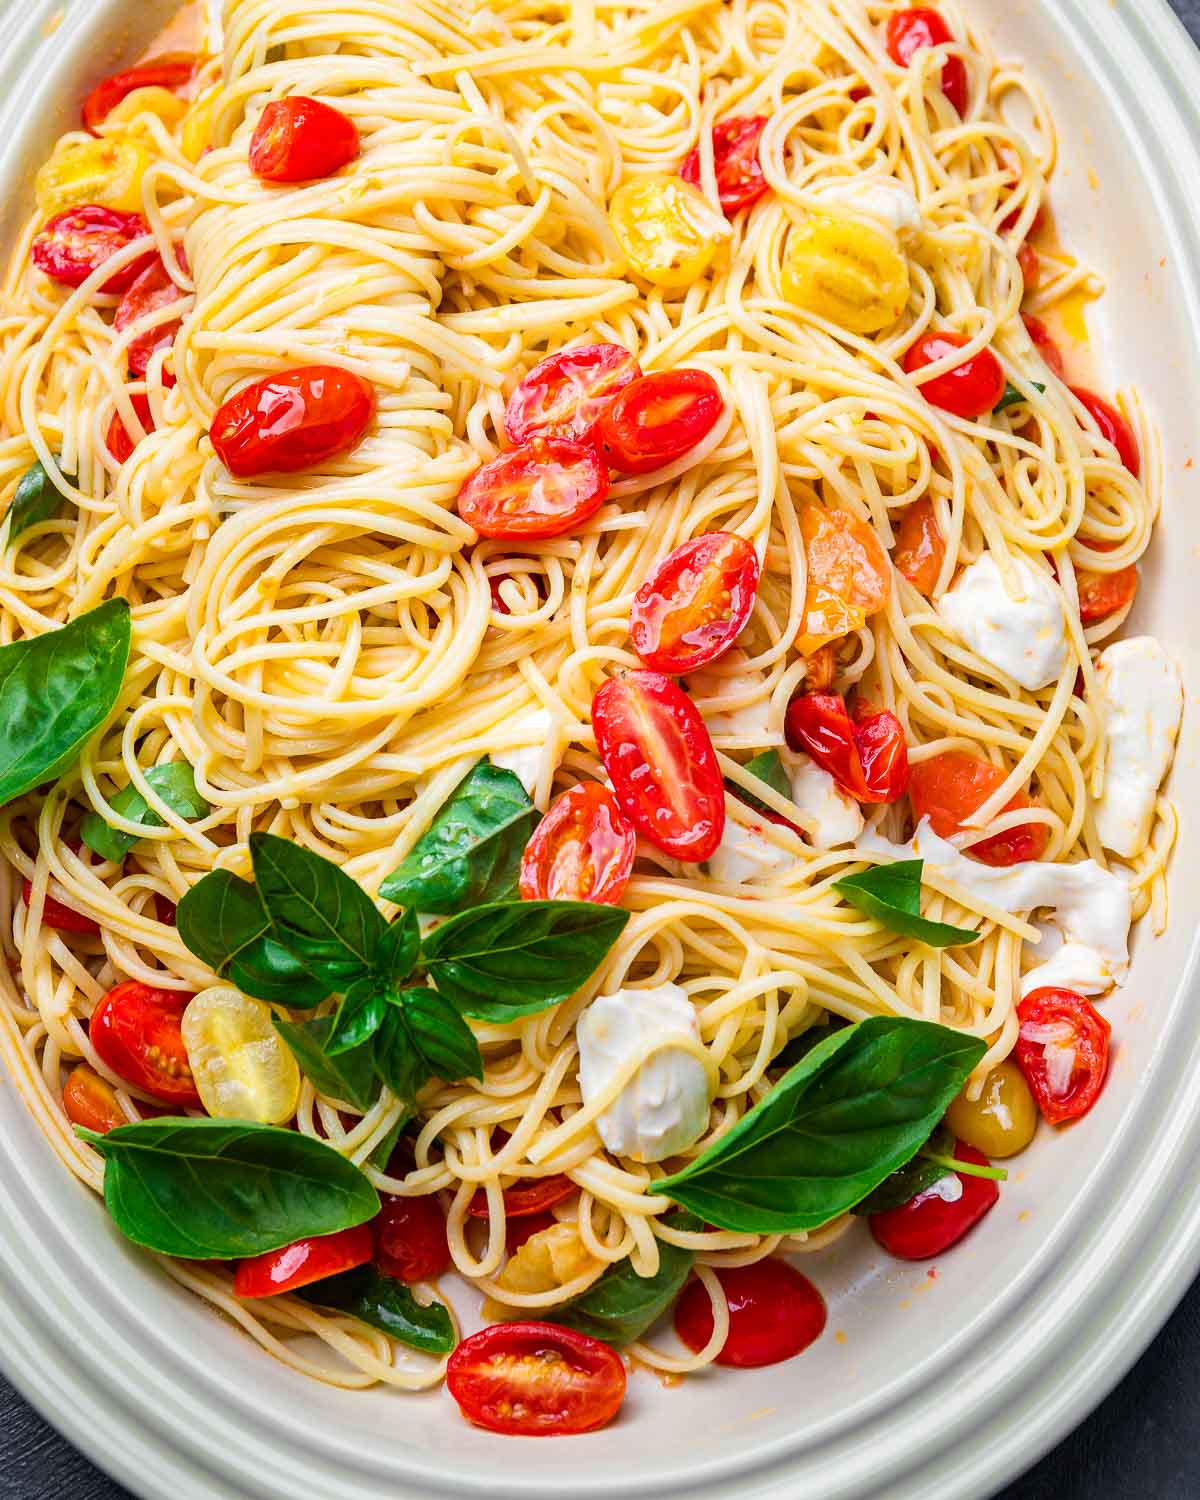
[4,1,1200,1496]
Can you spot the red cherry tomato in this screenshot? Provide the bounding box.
[784,692,909,804]
[674,1259,826,1368]
[505,1210,557,1253]
[597,368,724,476]
[446,1322,626,1435]
[519,782,636,905]
[89,980,201,1106]
[504,344,641,446]
[154,891,178,926]
[458,438,608,540]
[1075,550,1139,623]
[592,670,725,862]
[904,331,1006,419]
[248,96,361,183]
[1017,241,1040,294]
[373,1192,451,1283]
[679,115,769,215]
[1015,988,1111,1125]
[892,498,946,597]
[62,1065,127,1135]
[32,206,153,294]
[1070,388,1140,477]
[884,8,968,116]
[908,750,1049,866]
[83,53,197,133]
[22,878,100,934]
[467,1174,578,1221]
[210,365,374,477]
[870,1141,999,1260]
[630,531,761,674]
[233,1224,374,1298]
[106,393,155,464]
[114,251,187,378]
[1022,314,1065,380]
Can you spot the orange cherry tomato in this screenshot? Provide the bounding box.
[467,1174,579,1222]
[374,1193,451,1283]
[1015,987,1111,1125]
[908,750,1049,866]
[22,878,100,935]
[1022,314,1065,380]
[630,531,760,674]
[210,365,374,477]
[904,331,1006,419]
[457,438,608,540]
[892,498,946,597]
[89,980,201,1106]
[870,1141,999,1259]
[62,1065,127,1134]
[447,1322,627,1435]
[592,670,725,862]
[1070,387,1140,477]
[596,368,724,476]
[248,96,360,183]
[1075,546,1139,623]
[675,1259,826,1367]
[82,54,197,133]
[797,504,892,656]
[114,250,187,378]
[31,206,153,293]
[106,393,155,463]
[519,782,636,905]
[504,344,641,446]
[233,1224,374,1298]
[1017,241,1040,294]
[885,8,968,116]
[679,115,769,215]
[784,692,909,804]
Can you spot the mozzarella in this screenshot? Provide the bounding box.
[812,177,924,237]
[576,985,713,1163]
[784,751,864,847]
[1094,637,1183,859]
[489,706,553,795]
[939,553,1068,692]
[687,652,774,743]
[707,819,796,884]
[920,1173,964,1205]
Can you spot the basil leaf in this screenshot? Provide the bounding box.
[421,899,629,1021]
[78,1117,379,1259]
[994,380,1046,413]
[835,859,979,949]
[373,1008,425,1105]
[327,977,389,1055]
[366,1110,411,1171]
[558,1211,702,1347]
[772,1014,850,1072]
[299,1266,454,1354]
[0,599,131,808]
[744,750,790,801]
[80,761,211,861]
[273,1014,378,1112]
[396,986,483,1084]
[379,761,535,915]
[851,1124,955,1215]
[653,1017,987,1233]
[6,456,75,545]
[373,908,420,982]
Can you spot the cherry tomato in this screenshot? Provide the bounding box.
[106,393,155,464]
[870,1141,999,1260]
[505,1210,557,1254]
[90,980,201,1107]
[504,344,641,446]
[1070,388,1140,477]
[457,438,608,540]
[904,331,1006,419]
[784,692,909,804]
[679,115,769,215]
[908,750,1049,866]
[446,1322,626,1435]
[519,782,635,905]
[210,365,374,477]
[608,174,718,289]
[1022,314,1065,380]
[797,504,892,655]
[22,878,100,935]
[892,498,946,596]
[596,368,723,476]
[674,1259,826,1368]
[62,1065,127,1134]
[83,54,196,133]
[114,251,187,378]
[630,531,760,674]
[249,96,361,183]
[592,670,725,862]
[885,7,968,115]
[1075,552,1139,623]
[154,892,178,926]
[31,206,153,294]
[467,1174,579,1221]
[1017,240,1040,294]
[1015,987,1111,1125]
[373,1192,451,1283]
[234,1224,374,1298]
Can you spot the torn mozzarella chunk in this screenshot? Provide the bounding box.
[1094,637,1183,859]
[939,553,1068,692]
[489,706,554,795]
[920,1172,964,1205]
[784,751,864,848]
[811,177,924,237]
[688,652,774,743]
[707,819,796,884]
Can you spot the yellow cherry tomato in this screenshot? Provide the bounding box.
[609,174,721,289]
[181,985,300,1125]
[35,136,153,217]
[180,83,221,164]
[945,1060,1038,1159]
[480,1222,600,1321]
[781,212,910,334]
[104,87,188,133]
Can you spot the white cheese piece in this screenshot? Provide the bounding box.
[707,819,795,884]
[784,751,864,848]
[812,178,924,236]
[939,553,1068,692]
[687,653,774,743]
[576,985,713,1163]
[1094,637,1183,859]
[920,1172,964,1205]
[489,707,554,795]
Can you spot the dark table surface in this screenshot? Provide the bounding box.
[6,1,1200,1497]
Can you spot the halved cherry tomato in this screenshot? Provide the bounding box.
[630,531,760,674]
[234,1224,374,1298]
[679,115,769,215]
[908,750,1049,866]
[1022,314,1065,380]
[1015,987,1111,1125]
[904,331,1006,419]
[1017,241,1040,294]
[22,878,100,935]
[674,1259,826,1367]
[592,670,725,862]
[83,54,197,134]
[31,206,153,294]
[210,365,374,477]
[114,250,188,378]
[785,692,909,804]
[90,979,201,1106]
[106,393,155,464]
[249,96,360,183]
[1070,388,1140,477]
[504,344,641,446]
[797,504,892,655]
[519,782,635,905]
[892,498,946,596]
[597,368,723,475]
[870,1141,999,1260]
[885,7,968,116]
[458,438,608,539]
[1075,548,1139,623]
[608,174,719,289]
[446,1322,626,1435]
[62,1065,126,1134]
[467,1174,578,1221]
[374,1192,451,1283]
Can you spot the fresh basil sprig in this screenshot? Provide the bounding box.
[727,749,795,823]
[835,859,979,949]
[852,1123,1007,1215]
[995,380,1046,413]
[299,1265,454,1354]
[6,455,76,546]
[558,1211,702,1346]
[271,1015,379,1112]
[81,761,211,861]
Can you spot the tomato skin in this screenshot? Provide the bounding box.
[630,532,760,674]
[210,365,374,477]
[115,251,187,378]
[446,1322,627,1436]
[89,980,201,1107]
[63,1065,127,1134]
[885,8,968,116]
[797,504,892,655]
[674,1259,826,1368]
[679,115,769,215]
[908,750,1049,866]
[467,1174,578,1222]
[1070,388,1140,477]
[22,878,100,934]
[234,1224,374,1298]
[1015,988,1111,1125]
[904,331,1006,419]
[504,344,641,446]
[1022,314,1065,380]
[32,206,153,294]
[784,692,909,804]
[892,498,945,596]
[870,1141,999,1260]
[597,368,724,476]
[83,54,196,133]
[519,783,635,906]
[249,96,361,183]
[458,438,609,540]
[1076,558,1139,623]
[592,671,725,862]
[373,1192,451,1283]
[505,1210,557,1253]
[1017,241,1040,294]
[107,393,155,464]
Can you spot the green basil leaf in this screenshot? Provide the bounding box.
[744,750,790,801]
[421,899,629,1021]
[851,1124,955,1215]
[653,1017,987,1233]
[6,456,75,545]
[298,1265,454,1354]
[373,1008,425,1105]
[78,1117,379,1259]
[994,380,1046,413]
[327,976,389,1056]
[273,1014,378,1112]
[373,907,420,983]
[80,761,211,861]
[379,761,536,915]
[366,1110,411,1171]
[396,986,483,1084]
[835,859,979,949]
[558,1211,703,1347]
[771,1014,850,1072]
[0,599,131,808]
